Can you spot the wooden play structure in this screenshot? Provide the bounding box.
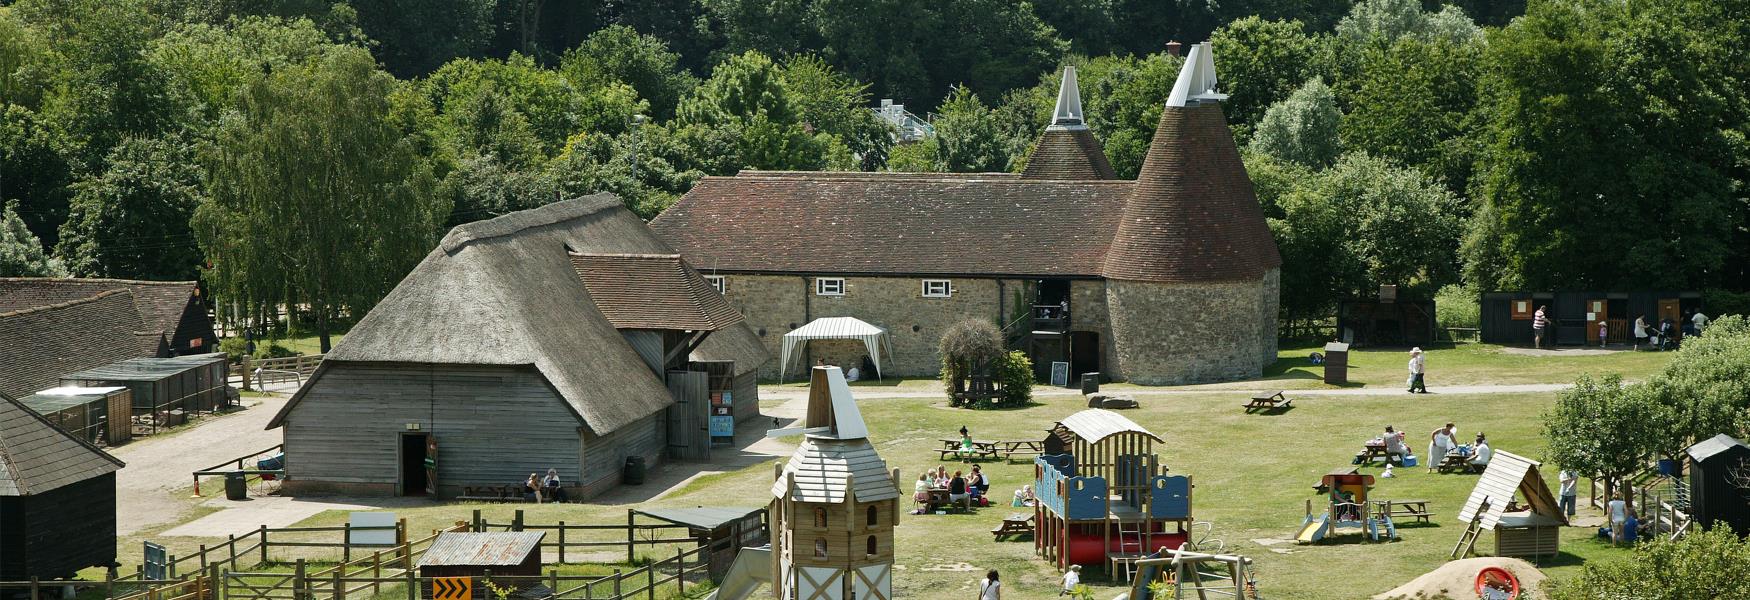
[1116,545,1259,600]
[1034,409,1193,578]
[1452,450,1565,559]
[767,366,899,600]
[1296,472,1396,544]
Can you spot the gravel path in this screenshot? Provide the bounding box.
[756,382,1572,402]
[111,395,288,535]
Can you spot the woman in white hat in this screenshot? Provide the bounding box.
[1407,348,1427,393]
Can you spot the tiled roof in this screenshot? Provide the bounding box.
[570,253,744,331]
[1103,102,1282,283]
[0,278,214,350]
[0,290,164,399]
[1021,129,1117,180]
[651,174,1131,277]
[0,392,126,496]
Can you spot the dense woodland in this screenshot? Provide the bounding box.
[0,0,1745,349]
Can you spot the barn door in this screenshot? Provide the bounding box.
[424,435,438,496]
[1586,300,1607,344]
[1658,299,1680,325]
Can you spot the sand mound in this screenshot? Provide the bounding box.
[1373,557,1548,600]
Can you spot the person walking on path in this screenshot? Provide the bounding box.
[1634,316,1650,351]
[1607,493,1629,544]
[1559,469,1578,519]
[1407,348,1428,393]
[1428,423,1455,473]
[1533,306,1550,349]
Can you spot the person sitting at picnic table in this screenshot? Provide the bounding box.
[1428,423,1455,473]
[523,473,543,503]
[913,473,931,513]
[542,468,568,503]
[934,466,950,488]
[958,426,976,458]
[948,470,970,507]
[1467,434,1492,473]
[1381,426,1408,461]
[1013,485,1035,508]
[970,465,991,494]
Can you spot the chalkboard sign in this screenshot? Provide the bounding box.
[1050,361,1070,387]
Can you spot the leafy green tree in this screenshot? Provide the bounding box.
[703,0,812,59]
[925,0,1067,100]
[1341,37,1481,194]
[559,25,696,120]
[1242,151,1309,219]
[1210,17,1324,130]
[1552,527,1750,600]
[1544,373,1661,509]
[782,55,892,170]
[55,136,203,280]
[0,105,72,247]
[30,0,183,168]
[0,201,64,276]
[0,7,53,110]
[146,16,332,124]
[1336,0,1484,45]
[678,50,824,171]
[599,0,719,73]
[439,154,561,227]
[548,127,695,219]
[885,140,939,173]
[931,86,1007,173]
[348,0,494,77]
[1639,315,1750,454]
[426,53,622,160]
[1247,77,1342,169]
[196,46,445,352]
[806,0,934,104]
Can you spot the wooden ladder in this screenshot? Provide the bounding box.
[1451,512,1485,559]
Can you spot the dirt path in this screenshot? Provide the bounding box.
[111,395,288,535]
[756,382,1572,402]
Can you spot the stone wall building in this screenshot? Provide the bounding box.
[652,45,1280,385]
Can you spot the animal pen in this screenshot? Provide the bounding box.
[60,354,230,434]
[1034,409,1193,576]
[17,385,132,446]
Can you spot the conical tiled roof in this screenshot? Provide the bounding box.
[1102,45,1280,283]
[1022,67,1117,180]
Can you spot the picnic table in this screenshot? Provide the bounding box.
[924,488,970,512]
[1313,467,1358,494]
[1357,438,1407,465]
[1374,499,1435,524]
[1436,446,1481,473]
[991,513,1034,539]
[995,440,1044,458]
[1242,390,1293,412]
[938,439,1043,461]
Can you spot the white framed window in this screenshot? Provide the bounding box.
[704,275,727,295]
[816,278,846,296]
[921,279,952,298]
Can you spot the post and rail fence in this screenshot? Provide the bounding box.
[191,445,286,497]
[232,354,325,391]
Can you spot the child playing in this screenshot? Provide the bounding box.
[1598,320,1608,347]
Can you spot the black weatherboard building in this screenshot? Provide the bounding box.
[1686,434,1750,536]
[1480,291,1702,346]
[0,393,125,581]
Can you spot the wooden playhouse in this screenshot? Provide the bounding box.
[1453,450,1565,559]
[1034,409,1192,577]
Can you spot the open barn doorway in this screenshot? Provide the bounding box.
[399,433,431,496]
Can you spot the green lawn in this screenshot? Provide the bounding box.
[1168,343,1674,391]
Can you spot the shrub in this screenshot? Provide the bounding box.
[939,319,1005,398]
[1434,283,1480,329]
[994,350,1034,406]
[1703,288,1750,320]
[1550,526,1750,600]
[218,337,248,362]
[256,343,298,359]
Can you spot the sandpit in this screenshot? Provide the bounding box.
[1373,557,1548,600]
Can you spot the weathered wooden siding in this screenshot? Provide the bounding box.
[0,473,117,580]
[577,410,666,497]
[282,364,585,495]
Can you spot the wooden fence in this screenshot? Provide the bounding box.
[472,510,705,564]
[234,355,325,390]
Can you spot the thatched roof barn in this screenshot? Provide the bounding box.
[268,195,769,499]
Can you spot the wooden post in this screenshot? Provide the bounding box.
[293,559,306,600]
[227,535,239,568]
[626,511,636,563]
[209,564,222,600]
[612,570,621,598]
[260,526,270,565]
[200,544,210,571]
[331,569,342,600]
[242,356,252,392]
[170,554,179,579]
[547,571,558,597]
[512,510,524,532]
[342,523,353,563]
[472,510,482,533]
[558,521,566,564]
[675,548,685,594]
[29,577,38,600]
[646,564,654,600]
[372,552,382,596]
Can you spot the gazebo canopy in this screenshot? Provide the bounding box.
[778,317,895,381]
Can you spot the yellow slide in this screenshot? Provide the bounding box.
[1296,513,1329,544]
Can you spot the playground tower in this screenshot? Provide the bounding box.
[1103,41,1282,385]
[1034,409,1193,575]
[768,366,899,600]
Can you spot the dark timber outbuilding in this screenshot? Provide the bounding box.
[267,195,769,499]
[0,393,125,581]
[1686,434,1750,536]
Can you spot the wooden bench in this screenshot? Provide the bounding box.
[996,440,1044,459]
[458,485,532,502]
[991,513,1034,539]
[1243,391,1293,412]
[1435,452,1473,473]
[1375,499,1435,524]
[938,439,1000,461]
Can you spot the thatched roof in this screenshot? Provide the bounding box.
[271,195,722,435]
[0,290,165,399]
[0,393,125,496]
[690,323,771,377]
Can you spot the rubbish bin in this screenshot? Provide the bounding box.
[623,456,646,485]
[1080,373,1100,395]
[224,471,248,500]
[1323,342,1350,385]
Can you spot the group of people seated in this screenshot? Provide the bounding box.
[1369,423,1491,473]
[912,464,993,513]
[521,469,569,503]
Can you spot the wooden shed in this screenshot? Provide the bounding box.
[1481,291,1702,346]
[17,386,132,446]
[416,532,544,600]
[630,507,767,578]
[0,393,125,581]
[1686,434,1750,536]
[60,353,229,416]
[1455,450,1565,559]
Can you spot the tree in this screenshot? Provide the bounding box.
[146,16,332,125]
[439,154,560,227]
[348,0,494,77]
[196,46,445,352]
[677,50,825,171]
[1210,17,1324,130]
[0,201,64,276]
[30,0,184,168]
[1544,374,1661,510]
[55,136,203,280]
[782,55,892,170]
[0,7,53,110]
[1336,0,1484,45]
[1247,77,1342,169]
[1639,315,1750,456]
[931,86,1008,173]
[1551,527,1750,600]
[0,105,72,247]
[559,25,696,120]
[1341,37,1482,194]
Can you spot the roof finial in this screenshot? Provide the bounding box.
[1048,66,1087,130]
[1166,42,1227,108]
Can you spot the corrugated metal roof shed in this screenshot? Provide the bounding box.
[633,507,763,531]
[416,532,546,567]
[1056,409,1162,445]
[60,355,219,381]
[1687,433,1749,462]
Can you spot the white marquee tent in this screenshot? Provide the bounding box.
[778,317,895,382]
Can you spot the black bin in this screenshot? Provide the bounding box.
[1080,373,1100,395]
[1323,342,1350,385]
[224,471,248,500]
[623,456,646,485]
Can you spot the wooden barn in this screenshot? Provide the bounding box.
[0,289,166,400]
[0,277,218,356]
[1454,450,1565,560]
[268,196,770,500]
[1686,434,1750,536]
[1480,291,1703,346]
[0,393,125,581]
